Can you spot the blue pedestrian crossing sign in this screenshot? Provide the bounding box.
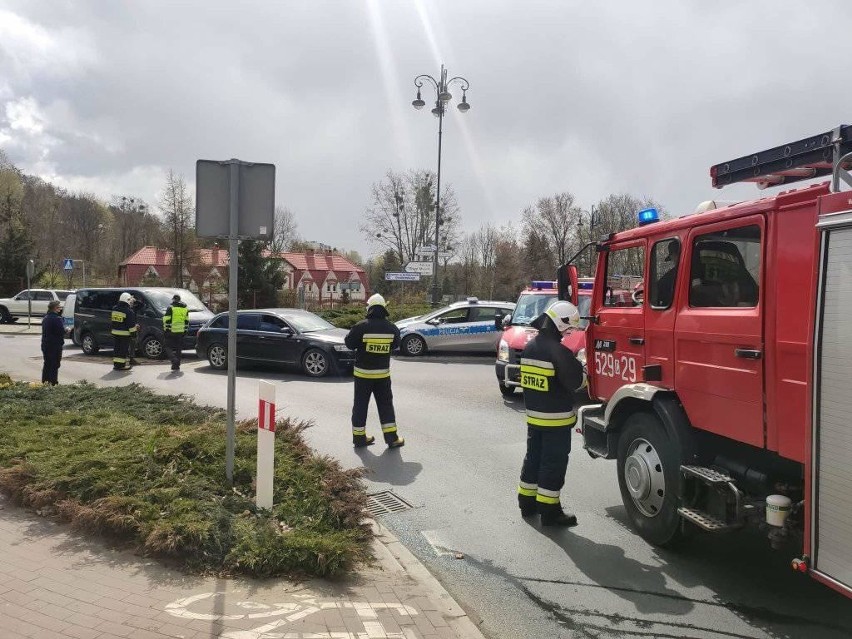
[63,258,74,272]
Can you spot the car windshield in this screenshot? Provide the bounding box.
[144,289,208,312]
[512,293,557,325]
[281,312,336,333]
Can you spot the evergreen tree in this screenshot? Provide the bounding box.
[236,240,284,308]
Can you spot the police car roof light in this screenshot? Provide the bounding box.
[637,208,659,226]
[531,280,556,290]
[466,296,479,303]
[578,281,594,290]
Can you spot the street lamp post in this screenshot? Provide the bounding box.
[412,64,470,306]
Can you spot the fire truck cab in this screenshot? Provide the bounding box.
[575,126,852,597]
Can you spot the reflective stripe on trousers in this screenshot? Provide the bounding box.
[354,367,390,379]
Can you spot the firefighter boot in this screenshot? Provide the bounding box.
[518,494,537,518]
[354,435,376,448]
[540,504,578,527]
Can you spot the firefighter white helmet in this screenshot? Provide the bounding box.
[366,293,387,309]
[119,292,134,304]
[544,301,580,334]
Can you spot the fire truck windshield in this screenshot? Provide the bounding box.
[512,292,557,325]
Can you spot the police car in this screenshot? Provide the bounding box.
[395,297,515,356]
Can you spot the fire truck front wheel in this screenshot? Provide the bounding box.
[617,412,684,547]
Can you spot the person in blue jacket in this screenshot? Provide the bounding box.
[41,300,65,385]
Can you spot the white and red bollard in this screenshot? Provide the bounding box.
[256,380,276,510]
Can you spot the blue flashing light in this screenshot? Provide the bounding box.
[578,281,593,290]
[637,208,659,226]
[531,280,556,290]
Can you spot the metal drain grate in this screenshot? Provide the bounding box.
[367,491,412,517]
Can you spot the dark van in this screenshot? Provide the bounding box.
[73,288,214,358]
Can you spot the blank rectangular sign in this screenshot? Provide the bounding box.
[196,159,275,239]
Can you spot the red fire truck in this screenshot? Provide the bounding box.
[560,126,852,597]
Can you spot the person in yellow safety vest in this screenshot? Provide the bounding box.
[163,294,189,371]
[344,293,405,449]
[111,292,138,371]
[518,300,586,526]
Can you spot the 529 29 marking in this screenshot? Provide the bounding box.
[594,352,637,382]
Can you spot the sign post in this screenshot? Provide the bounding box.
[63,258,73,288]
[196,158,276,484]
[256,381,276,511]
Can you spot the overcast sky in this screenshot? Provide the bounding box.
[1,1,850,258]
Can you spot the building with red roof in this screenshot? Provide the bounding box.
[118,246,367,305]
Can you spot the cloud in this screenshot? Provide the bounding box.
[0,0,850,256]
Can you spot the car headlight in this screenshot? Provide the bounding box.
[333,344,352,352]
[576,348,586,365]
[498,339,509,362]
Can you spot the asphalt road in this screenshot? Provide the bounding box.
[2,335,851,639]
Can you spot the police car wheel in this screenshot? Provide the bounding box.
[616,412,684,547]
[0,306,10,323]
[81,332,99,355]
[302,348,329,377]
[498,381,516,396]
[142,336,164,359]
[207,343,227,370]
[401,334,426,357]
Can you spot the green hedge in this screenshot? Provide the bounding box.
[0,376,371,578]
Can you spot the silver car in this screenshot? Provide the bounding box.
[396,298,515,356]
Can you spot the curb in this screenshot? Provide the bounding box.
[372,520,488,639]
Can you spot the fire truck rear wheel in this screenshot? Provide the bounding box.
[617,412,684,547]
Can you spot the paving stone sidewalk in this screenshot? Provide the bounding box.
[0,498,485,639]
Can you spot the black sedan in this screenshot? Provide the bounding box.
[195,308,355,377]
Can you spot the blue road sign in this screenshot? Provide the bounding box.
[63,258,74,271]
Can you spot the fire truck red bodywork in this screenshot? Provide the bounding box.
[581,181,852,598]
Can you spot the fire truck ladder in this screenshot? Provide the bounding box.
[711,124,852,191]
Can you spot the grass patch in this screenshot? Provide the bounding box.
[0,374,372,578]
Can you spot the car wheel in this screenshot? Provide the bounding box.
[0,306,10,324]
[207,343,227,370]
[142,335,164,359]
[81,332,99,355]
[302,348,330,377]
[499,381,516,396]
[616,412,684,547]
[401,334,426,357]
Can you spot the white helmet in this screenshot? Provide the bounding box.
[366,293,386,309]
[544,301,580,334]
[119,292,134,304]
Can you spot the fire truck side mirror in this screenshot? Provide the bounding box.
[567,265,579,306]
[556,263,580,306]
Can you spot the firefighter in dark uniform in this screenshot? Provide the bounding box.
[41,300,65,385]
[344,294,405,448]
[163,294,189,371]
[111,292,137,370]
[518,301,585,526]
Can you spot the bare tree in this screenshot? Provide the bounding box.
[361,169,462,268]
[458,234,479,296]
[158,170,196,288]
[473,223,499,299]
[62,193,109,281]
[269,206,299,253]
[522,192,582,267]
